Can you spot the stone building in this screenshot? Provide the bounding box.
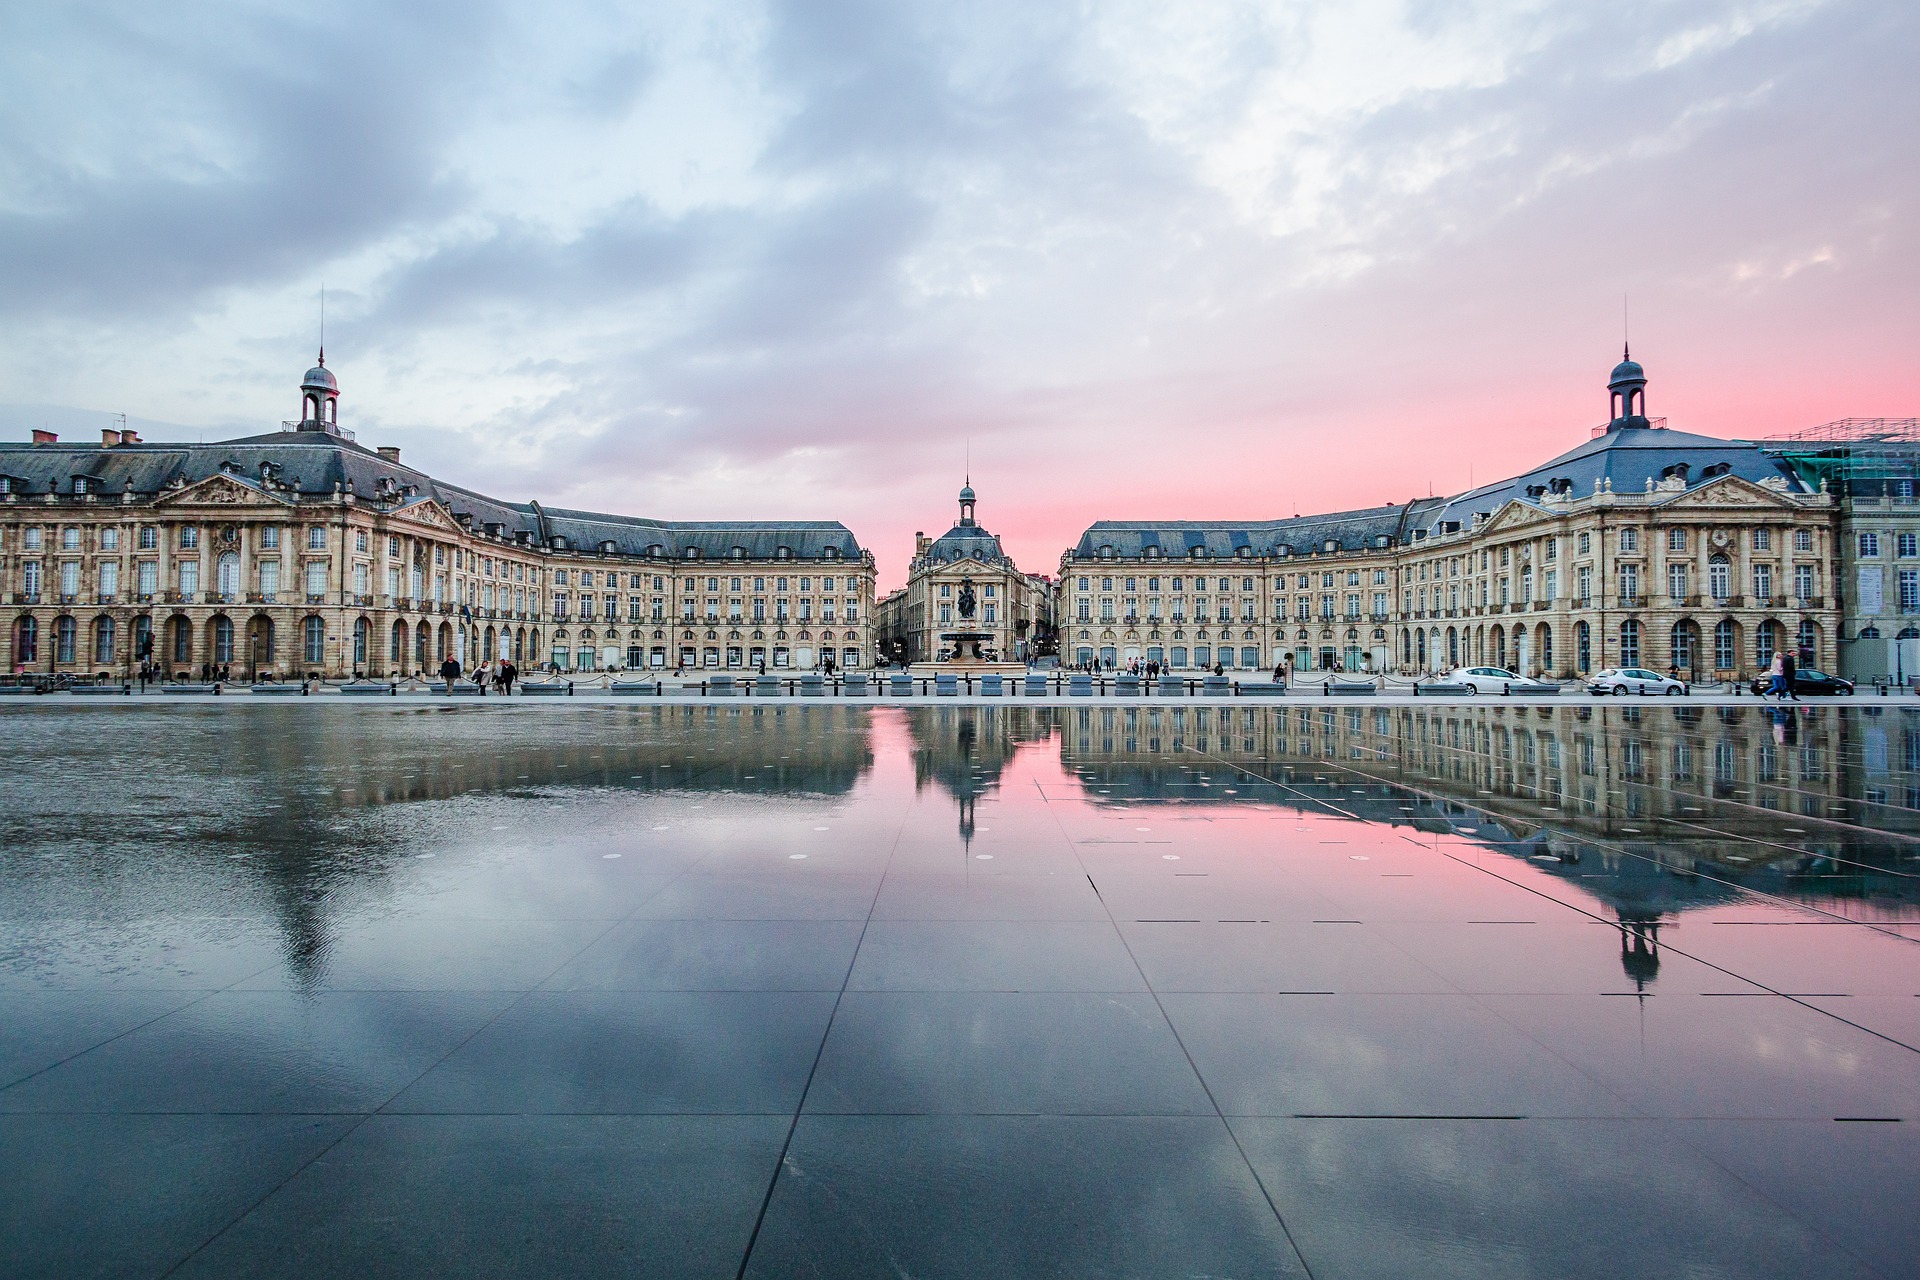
[1058,353,1845,680]
[0,355,876,679]
[883,482,1054,665]
[1760,421,1920,682]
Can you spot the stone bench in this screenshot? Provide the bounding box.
[0,685,39,695]
[1114,674,1141,697]
[1025,674,1050,697]
[1234,682,1289,697]
[1157,677,1185,697]
[1068,673,1094,697]
[609,681,657,696]
[753,675,783,696]
[522,682,571,696]
[1201,675,1231,696]
[1410,682,1473,696]
[437,683,484,696]
[799,673,826,697]
[250,684,303,695]
[72,684,129,696]
[706,675,737,697]
[1324,681,1377,696]
[979,674,1005,696]
[162,685,219,695]
[889,674,914,697]
[935,673,959,696]
[340,683,394,696]
[843,672,870,695]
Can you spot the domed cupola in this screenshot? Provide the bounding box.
[1607,345,1647,428]
[298,351,340,432]
[958,481,977,527]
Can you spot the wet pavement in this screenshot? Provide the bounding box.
[2,702,1917,1278]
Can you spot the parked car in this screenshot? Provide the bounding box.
[1444,666,1556,694]
[1587,667,1687,696]
[1747,668,1855,697]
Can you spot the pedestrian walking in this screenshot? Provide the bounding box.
[1766,651,1786,701]
[1781,649,1800,701]
[439,655,461,691]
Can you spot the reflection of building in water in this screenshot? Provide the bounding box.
[205,705,878,987]
[1060,704,1920,983]
[905,705,1059,846]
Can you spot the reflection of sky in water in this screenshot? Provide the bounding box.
[3,703,1918,1278]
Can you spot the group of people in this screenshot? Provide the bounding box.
[438,655,518,695]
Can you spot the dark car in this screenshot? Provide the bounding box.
[1748,667,1855,697]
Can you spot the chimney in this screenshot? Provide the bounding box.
[102,428,122,447]
[377,446,401,463]
[121,428,140,444]
[31,429,57,445]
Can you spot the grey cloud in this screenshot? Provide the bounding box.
[0,1,497,319]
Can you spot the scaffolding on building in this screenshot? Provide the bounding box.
[1762,419,1920,494]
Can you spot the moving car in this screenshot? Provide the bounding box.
[1587,667,1687,696]
[1444,666,1557,694]
[1747,667,1855,697]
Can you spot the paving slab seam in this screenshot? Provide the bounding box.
[1033,775,1320,1280]
[728,790,913,1280]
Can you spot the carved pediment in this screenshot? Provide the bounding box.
[392,498,461,532]
[154,473,288,508]
[1657,473,1796,511]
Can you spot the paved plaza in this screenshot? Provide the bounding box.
[3,703,1917,1278]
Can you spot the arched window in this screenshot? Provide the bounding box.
[13,615,38,664]
[1670,622,1696,672]
[1756,620,1781,668]
[171,615,192,665]
[1798,620,1819,664]
[392,620,408,668]
[212,616,233,664]
[353,617,370,666]
[1714,619,1736,670]
[1708,556,1732,600]
[93,616,114,665]
[1574,620,1591,673]
[303,616,325,666]
[217,553,239,597]
[55,616,76,664]
[1538,623,1553,671]
[1619,619,1641,667]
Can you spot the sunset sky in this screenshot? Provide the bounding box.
[2,1,1915,588]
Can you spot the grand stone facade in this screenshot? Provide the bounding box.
[1,356,876,679]
[1059,353,1846,681]
[875,483,1054,665]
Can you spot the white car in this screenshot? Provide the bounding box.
[1587,667,1687,696]
[1445,666,1551,694]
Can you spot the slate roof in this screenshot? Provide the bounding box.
[1070,499,1450,560]
[1066,421,1810,560]
[923,523,1009,565]
[1413,423,1808,536]
[0,427,865,558]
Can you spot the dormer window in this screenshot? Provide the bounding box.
[1099,544,1114,559]
[730,546,746,559]
[1235,545,1251,558]
[1189,546,1204,559]
[72,478,87,495]
[600,540,617,554]
[684,546,700,559]
[775,546,791,560]
[823,547,838,560]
